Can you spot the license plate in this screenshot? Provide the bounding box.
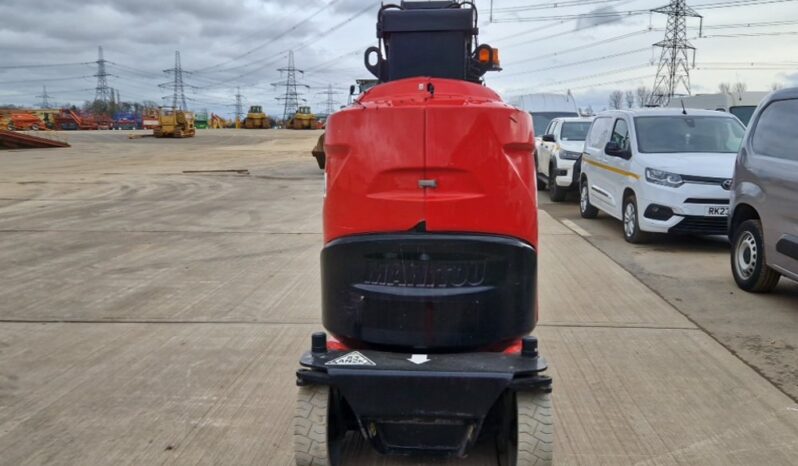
[707,206,729,217]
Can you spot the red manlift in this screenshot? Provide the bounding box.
[294,2,553,465]
[55,109,99,130]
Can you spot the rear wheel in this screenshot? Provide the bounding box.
[497,391,554,466]
[579,178,599,219]
[548,164,566,202]
[294,385,345,466]
[731,219,781,292]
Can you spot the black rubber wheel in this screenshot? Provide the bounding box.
[496,391,554,466]
[579,178,599,219]
[294,385,345,466]
[548,163,567,202]
[731,219,781,292]
[622,194,649,244]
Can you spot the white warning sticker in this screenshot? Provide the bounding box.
[325,351,376,366]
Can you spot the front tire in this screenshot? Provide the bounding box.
[731,219,780,292]
[579,178,599,219]
[497,391,554,466]
[548,164,567,202]
[294,385,344,466]
[622,194,649,243]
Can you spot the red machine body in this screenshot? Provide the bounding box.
[324,77,538,246]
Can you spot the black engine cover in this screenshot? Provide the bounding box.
[321,233,537,351]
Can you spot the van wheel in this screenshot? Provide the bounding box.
[548,164,566,202]
[579,179,598,219]
[622,194,649,243]
[731,220,781,293]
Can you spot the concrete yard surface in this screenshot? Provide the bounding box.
[1,130,797,465]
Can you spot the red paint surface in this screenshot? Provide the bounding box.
[323,77,538,247]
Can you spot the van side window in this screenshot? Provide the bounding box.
[587,117,612,150]
[610,119,630,151]
[753,99,798,161]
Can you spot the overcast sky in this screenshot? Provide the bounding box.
[1,0,797,117]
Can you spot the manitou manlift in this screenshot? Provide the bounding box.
[294,2,553,465]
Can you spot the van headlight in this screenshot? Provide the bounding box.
[559,150,581,160]
[645,168,684,188]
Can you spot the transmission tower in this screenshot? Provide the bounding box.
[160,51,189,110]
[94,46,112,103]
[234,87,244,121]
[648,0,702,106]
[272,51,309,121]
[318,84,341,115]
[36,85,52,108]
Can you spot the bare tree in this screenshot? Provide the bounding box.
[733,81,748,98]
[609,90,624,110]
[624,90,635,108]
[719,82,732,95]
[635,86,651,107]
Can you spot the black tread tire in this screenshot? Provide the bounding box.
[622,194,649,244]
[579,178,599,219]
[731,219,781,293]
[294,385,343,466]
[548,164,567,202]
[498,391,554,466]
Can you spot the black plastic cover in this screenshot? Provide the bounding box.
[321,233,537,351]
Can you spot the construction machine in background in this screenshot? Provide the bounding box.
[195,111,209,129]
[1,113,47,131]
[55,109,99,130]
[153,109,195,138]
[286,106,317,129]
[243,105,271,129]
[209,113,228,129]
[142,109,160,130]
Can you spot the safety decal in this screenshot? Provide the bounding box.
[325,351,376,366]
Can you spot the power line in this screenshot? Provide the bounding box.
[491,0,798,22]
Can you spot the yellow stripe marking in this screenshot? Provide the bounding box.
[583,158,640,180]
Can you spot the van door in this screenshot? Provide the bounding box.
[582,116,614,213]
[748,98,798,274]
[603,118,634,215]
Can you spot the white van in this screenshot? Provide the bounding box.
[579,108,746,243]
[667,92,768,126]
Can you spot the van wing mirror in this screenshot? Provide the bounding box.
[542,134,556,143]
[605,141,631,159]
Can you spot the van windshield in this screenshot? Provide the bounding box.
[532,112,578,137]
[634,116,745,153]
[560,122,591,141]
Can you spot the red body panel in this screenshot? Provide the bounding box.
[324,77,538,246]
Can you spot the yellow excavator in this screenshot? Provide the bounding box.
[286,106,317,130]
[154,109,195,138]
[243,105,271,129]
